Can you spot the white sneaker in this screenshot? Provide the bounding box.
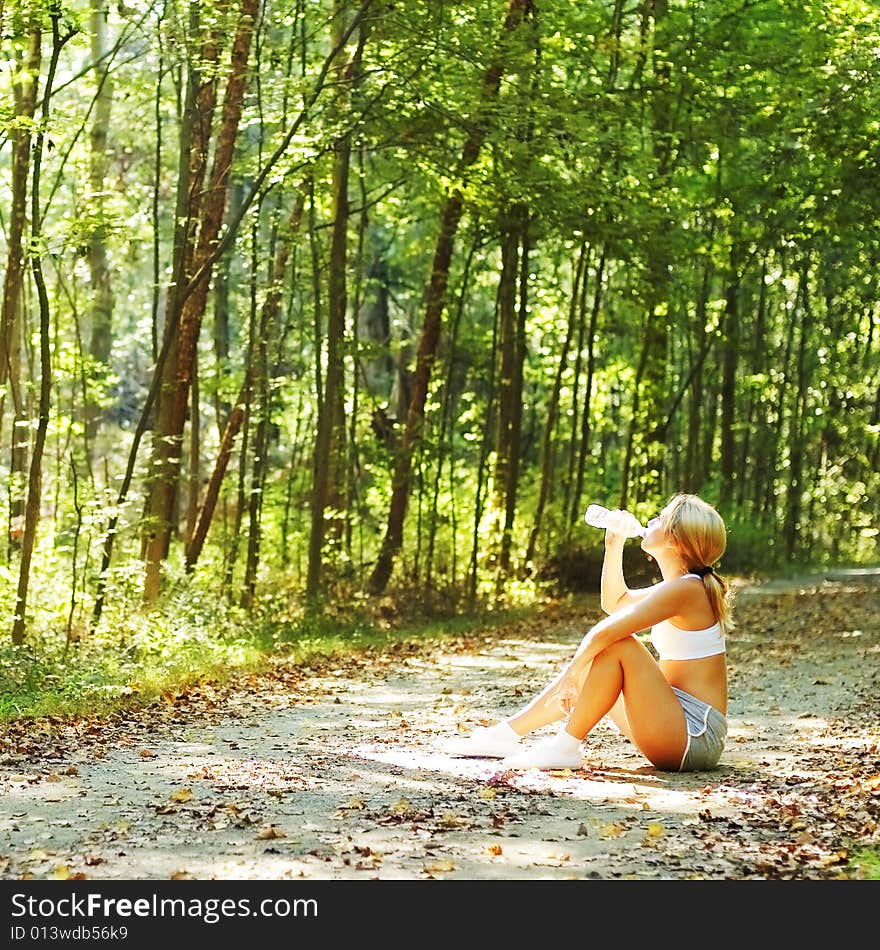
[445,723,521,758]
[501,735,583,770]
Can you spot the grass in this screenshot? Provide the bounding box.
[0,585,544,724]
[848,848,880,880]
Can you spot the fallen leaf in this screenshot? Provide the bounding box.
[389,798,412,816]
[169,788,192,803]
[423,858,455,874]
[256,825,286,840]
[48,864,71,880]
[487,844,503,857]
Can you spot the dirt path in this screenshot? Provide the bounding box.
[1,572,878,881]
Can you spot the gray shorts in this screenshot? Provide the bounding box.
[672,686,727,772]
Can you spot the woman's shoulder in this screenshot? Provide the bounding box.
[633,574,703,615]
[652,574,704,595]
[661,574,718,628]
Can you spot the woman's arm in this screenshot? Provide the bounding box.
[570,576,692,677]
[599,511,651,614]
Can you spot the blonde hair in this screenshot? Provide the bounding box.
[660,493,735,634]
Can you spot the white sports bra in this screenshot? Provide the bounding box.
[649,574,726,661]
[650,619,725,661]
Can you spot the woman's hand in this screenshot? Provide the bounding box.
[555,670,581,715]
[604,508,645,539]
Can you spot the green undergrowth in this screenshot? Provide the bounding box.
[848,848,880,880]
[0,588,543,725]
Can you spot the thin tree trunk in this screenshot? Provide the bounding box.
[500,210,530,575]
[489,222,520,578]
[683,254,713,492]
[525,242,586,565]
[719,249,741,507]
[184,353,200,546]
[212,183,243,432]
[186,188,305,572]
[242,318,269,607]
[763,252,797,522]
[469,281,501,605]
[12,8,72,644]
[1,18,40,554]
[737,258,766,512]
[368,0,533,595]
[143,0,259,601]
[570,244,607,525]
[783,261,812,560]
[621,0,673,507]
[564,260,589,518]
[84,0,115,455]
[425,229,479,590]
[306,1,366,601]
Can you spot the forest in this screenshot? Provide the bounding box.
[1,0,878,658]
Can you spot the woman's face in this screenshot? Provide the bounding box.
[640,508,669,554]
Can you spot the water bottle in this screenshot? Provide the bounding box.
[584,504,645,537]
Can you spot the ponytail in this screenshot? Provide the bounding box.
[662,493,735,634]
[700,570,735,635]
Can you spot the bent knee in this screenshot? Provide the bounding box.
[597,634,643,661]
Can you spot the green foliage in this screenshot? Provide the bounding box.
[848,847,880,881]
[0,0,878,652]
[0,574,534,723]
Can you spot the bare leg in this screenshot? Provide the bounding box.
[606,693,634,742]
[447,659,592,758]
[564,636,688,770]
[506,661,593,735]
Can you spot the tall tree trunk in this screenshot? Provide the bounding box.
[564,256,589,518]
[683,255,713,492]
[783,261,812,560]
[1,17,40,555]
[84,0,115,457]
[183,354,200,546]
[570,245,607,525]
[212,182,244,432]
[621,0,673,507]
[242,310,269,608]
[749,255,770,517]
[367,0,533,595]
[306,1,365,602]
[143,0,259,602]
[763,253,797,522]
[12,7,71,644]
[525,242,586,565]
[719,249,741,507]
[186,188,305,572]
[469,281,501,605]
[501,210,529,575]
[736,261,766,512]
[425,229,479,590]
[489,222,520,577]
[93,7,364,626]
